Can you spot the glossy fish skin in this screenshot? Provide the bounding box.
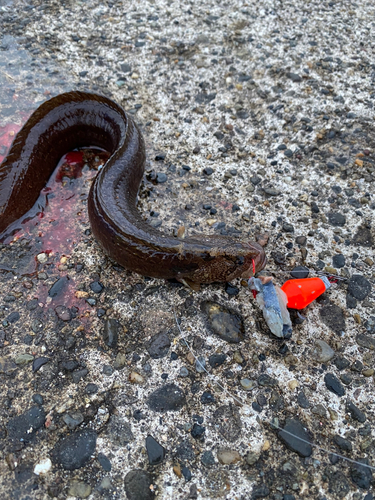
[0,91,266,284]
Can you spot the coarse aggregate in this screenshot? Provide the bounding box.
[0,0,375,499]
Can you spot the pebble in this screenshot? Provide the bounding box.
[297,391,310,409]
[311,340,335,363]
[54,305,72,321]
[332,254,345,268]
[14,353,34,366]
[212,405,242,442]
[324,373,345,396]
[333,435,352,452]
[48,276,69,298]
[37,252,48,263]
[102,319,120,348]
[348,275,371,300]
[156,172,167,183]
[201,301,244,343]
[217,448,241,464]
[97,452,112,471]
[278,417,312,457]
[51,429,97,470]
[89,281,104,293]
[124,470,155,500]
[191,423,205,439]
[201,450,215,467]
[208,353,226,368]
[240,378,256,390]
[246,451,260,465]
[62,411,84,430]
[328,212,346,227]
[201,391,215,404]
[147,384,186,412]
[68,481,92,499]
[195,356,206,373]
[356,334,375,350]
[147,332,171,359]
[350,459,372,489]
[346,400,366,423]
[32,357,49,372]
[179,367,189,377]
[182,466,192,481]
[290,266,309,278]
[146,435,166,465]
[34,457,52,475]
[319,303,346,334]
[7,405,45,443]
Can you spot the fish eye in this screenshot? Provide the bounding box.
[235,256,245,266]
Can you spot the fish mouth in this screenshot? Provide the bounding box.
[241,242,267,278]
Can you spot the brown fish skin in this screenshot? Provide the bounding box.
[0,91,266,285]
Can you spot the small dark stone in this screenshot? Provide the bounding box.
[146,435,166,465]
[258,374,278,387]
[250,175,261,185]
[147,384,186,412]
[156,172,167,183]
[155,153,166,161]
[277,418,312,457]
[225,283,239,296]
[89,281,104,293]
[333,435,352,452]
[348,275,371,300]
[32,394,44,406]
[54,305,71,322]
[324,373,345,396]
[182,466,192,481]
[282,222,294,233]
[290,266,309,278]
[7,406,46,443]
[124,470,155,500]
[310,201,320,213]
[102,319,120,348]
[85,383,98,395]
[32,357,49,372]
[147,332,171,359]
[320,303,345,334]
[346,294,357,309]
[252,402,262,412]
[191,423,205,439]
[97,452,112,471]
[201,391,215,404]
[340,373,352,386]
[208,353,227,368]
[352,226,373,247]
[332,254,345,268]
[201,301,244,343]
[356,333,375,350]
[295,235,307,246]
[346,400,366,423]
[51,429,97,470]
[236,109,249,119]
[328,212,346,227]
[350,459,372,489]
[251,484,270,498]
[287,72,302,82]
[72,369,88,383]
[203,167,213,175]
[333,356,350,371]
[49,276,69,298]
[6,311,20,324]
[201,450,215,467]
[297,391,310,409]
